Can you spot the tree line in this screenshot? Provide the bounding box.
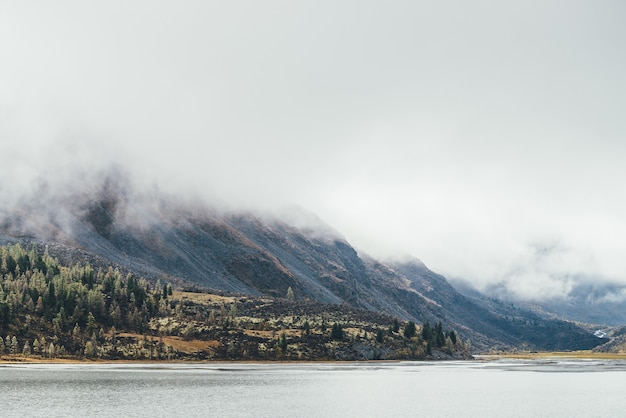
[0,244,172,358]
[0,243,468,360]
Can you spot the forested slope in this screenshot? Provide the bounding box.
[0,244,471,361]
[0,176,605,352]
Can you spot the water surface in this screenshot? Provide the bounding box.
[1,360,623,417]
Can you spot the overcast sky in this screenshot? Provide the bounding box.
[2,1,626,301]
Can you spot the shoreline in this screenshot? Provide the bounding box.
[5,350,626,364]
[476,350,626,361]
[0,356,412,365]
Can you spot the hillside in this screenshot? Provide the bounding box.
[0,177,605,352]
[0,243,469,361]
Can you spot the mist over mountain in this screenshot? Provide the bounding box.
[4,1,626,309]
[449,272,626,327]
[0,172,604,352]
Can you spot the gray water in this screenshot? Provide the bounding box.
[1,359,625,417]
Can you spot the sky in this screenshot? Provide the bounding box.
[1,1,626,301]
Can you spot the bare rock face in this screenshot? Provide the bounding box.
[592,325,626,354]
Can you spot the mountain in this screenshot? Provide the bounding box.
[450,274,626,327]
[0,175,604,352]
[590,325,625,352]
[521,283,626,327]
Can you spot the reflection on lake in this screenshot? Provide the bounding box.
[2,359,625,417]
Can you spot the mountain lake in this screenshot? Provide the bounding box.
[1,359,624,417]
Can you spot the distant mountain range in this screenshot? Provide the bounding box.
[450,272,626,328]
[0,174,606,352]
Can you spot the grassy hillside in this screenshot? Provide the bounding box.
[0,244,470,361]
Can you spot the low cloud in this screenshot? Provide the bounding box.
[2,1,626,302]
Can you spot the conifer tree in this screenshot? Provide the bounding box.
[39,337,46,354]
[84,341,95,358]
[72,323,81,341]
[331,323,344,341]
[86,312,98,334]
[404,321,417,339]
[11,336,18,355]
[435,322,445,347]
[421,321,433,341]
[22,341,31,357]
[48,343,55,359]
[392,318,400,333]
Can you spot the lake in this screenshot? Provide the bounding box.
[1,359,625,417]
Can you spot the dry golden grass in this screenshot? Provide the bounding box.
[344,327,363,338]
[243,329,303,338]
[116,332,221,353]
[172,291,237,304]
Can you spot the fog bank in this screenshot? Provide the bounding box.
[2,1,626,302]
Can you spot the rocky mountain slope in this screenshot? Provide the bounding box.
[0,176,604,352]
[592,325,626,354]
[452,276,626,327]
[0,242,471,361]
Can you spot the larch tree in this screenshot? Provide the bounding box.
[86,312,98,334]
[11,336,18,355]
[22,341,31,357]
